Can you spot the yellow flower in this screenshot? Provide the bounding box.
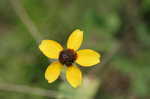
[39,29,101,88]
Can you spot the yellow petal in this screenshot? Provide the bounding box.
[67,29,83,51]
[45,61,63,83]
[66,65,82,88]
[76,49,101,67]
[39,40,63,59]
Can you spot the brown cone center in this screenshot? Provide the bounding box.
[59,49,77,66]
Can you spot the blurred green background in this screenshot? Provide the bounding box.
[0,0,150,99]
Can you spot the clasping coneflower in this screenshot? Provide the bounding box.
[39,29,101,88]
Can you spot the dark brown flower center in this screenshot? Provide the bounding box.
[59,49,77,66]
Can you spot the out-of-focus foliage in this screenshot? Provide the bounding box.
[0,0,150,99]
